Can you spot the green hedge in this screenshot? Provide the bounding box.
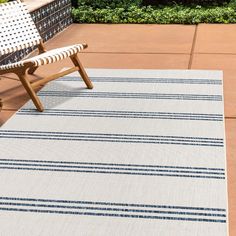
[72,5,236,24]
[72,0,230,8]
[78,0,142,8]
[143,0,230,6]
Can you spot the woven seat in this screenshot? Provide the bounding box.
[0,44,86,70]
[0,0,93,112]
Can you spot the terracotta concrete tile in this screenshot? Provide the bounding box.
[0,110,16,127]
[225,118,236,236]
[34,53,190,76]
[45,24,195,54]
[75,53,190,69]
[191,54,236,118]
[195,24,236,54]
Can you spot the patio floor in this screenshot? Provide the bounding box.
[0,23,235,234]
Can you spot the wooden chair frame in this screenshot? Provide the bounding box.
[0,41,93,112]
[0,1,93,112]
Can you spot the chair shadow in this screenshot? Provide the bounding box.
[23,79,90,110]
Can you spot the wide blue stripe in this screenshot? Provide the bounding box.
[0,159,224,171]
[0,202,226,217]
[0,207,226,223]
[0,197,225,211]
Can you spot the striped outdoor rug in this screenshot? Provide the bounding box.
[0,69,228,235]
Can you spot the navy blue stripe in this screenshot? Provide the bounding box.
[38,91,222,101]
[19,109,224,117]
[0,159,224,171]
[0,197,225,212]
[38,91,222,98]
[17,113,223,121]
[17,109,223,121]
[0,207,226,223]
[0,166,225,179]
[18,109,223,117]
[0,133,223,143]
[0,136,223,147]
[0,130,224,141]
[0,162,224,176]
[0,202,226,217]
[59,77,222,85]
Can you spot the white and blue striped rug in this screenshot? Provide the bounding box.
[0,69,228,235]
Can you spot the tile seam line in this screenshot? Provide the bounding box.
[188,25,198,69]
[194,52,236,55]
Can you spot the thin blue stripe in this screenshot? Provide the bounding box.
[17,112,223,117]
[0,207,226,223]
[16,113,223,121]
[38,95,222,101]
[0,202,226,217]
[19,109,224,117]
[0,133,223,143]
[0,134,224,144]
[58,77,223,85]
[39,92,221,98]
[0,130,224,141]
[0,166,225,179]
[38,91,222,101]
[0,159,224,171]
[17,110,223,121]
[0,134,223,145]
[0,162,225,176]
[0,197,225,211]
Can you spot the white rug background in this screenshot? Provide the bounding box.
[0,69,228,236]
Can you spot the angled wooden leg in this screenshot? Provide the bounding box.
[28,66,38,75]
[0,98,2,111]
[17,72,44,112]
[70,54,93,89]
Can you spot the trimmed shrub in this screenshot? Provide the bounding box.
[72,5,236,24]
[77,0,142,8]
[72,0,231,8]
[143,0,230,6]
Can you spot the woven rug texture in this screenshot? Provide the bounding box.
[0,69,228,235]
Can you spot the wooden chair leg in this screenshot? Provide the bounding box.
[28,66,38,75]
[70,55,93,89]
[0,98,2,111]
[17,72,44,112]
